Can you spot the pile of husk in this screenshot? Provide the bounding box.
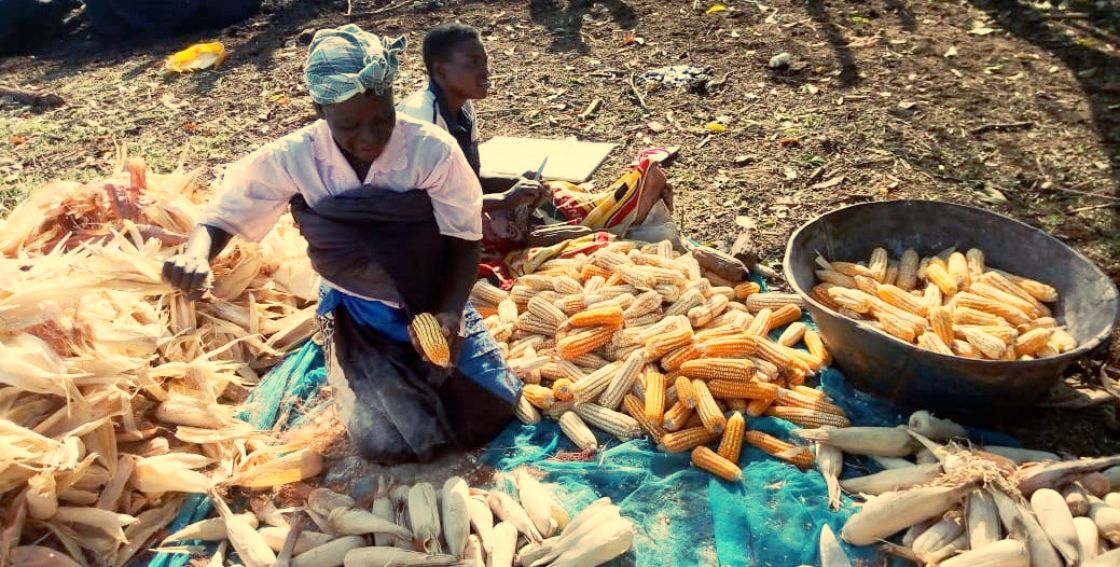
[0,154,324,566]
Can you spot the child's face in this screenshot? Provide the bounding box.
[437,37,490,101]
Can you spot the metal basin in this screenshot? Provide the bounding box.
[784,200,1119,419]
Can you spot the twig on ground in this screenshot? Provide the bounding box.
[1070,202,1116,213]
[970,121,1034,135]
[627,73,649,111]
[347,0,409,17]
[579,98,603,120]
[1046,184,1120,201]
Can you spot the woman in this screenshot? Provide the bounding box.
[162,24,520,463]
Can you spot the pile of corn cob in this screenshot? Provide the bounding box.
[178,470,632,567]
[470,239,852,480]
[0,157,324,565]
[813,247,1076,360]
[800,410,1120,566]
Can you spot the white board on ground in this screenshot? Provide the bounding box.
[479,136,617,183]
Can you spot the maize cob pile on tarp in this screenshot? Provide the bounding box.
[470,238,852,479]
[0,155,326,566]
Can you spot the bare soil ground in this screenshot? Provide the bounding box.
[1,0,1118,453]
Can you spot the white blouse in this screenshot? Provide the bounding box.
[200,114,483,243]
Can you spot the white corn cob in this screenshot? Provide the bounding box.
[468,494,494,554]
[981,445,1059,464]
[839,464,943,496]
[1073,516,1100,562]
[598,350,645,411]
[342,547,459,567]
[912,517,964,560]
[792,426,914,457]
[258,527,334,556]
[515,468,559,539]
[328,508,414,540]
[576,403,642,441]
[408,483,442,553]
[291,536,365,567]
[908,410,968,441]
[442,477,471,557]
[558,412,597,452]
[1031,488,1080,565]
[1089,501,1120,544]
[487,491,542,543]
[815,426,843,511]
[966,488,1001,549]
[989,489,1063,567]
[939,539,1028,567]
[840,483,974,545]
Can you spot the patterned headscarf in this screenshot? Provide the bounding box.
[304,24,406,105]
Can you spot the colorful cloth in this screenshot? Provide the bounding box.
[304,24,406,104]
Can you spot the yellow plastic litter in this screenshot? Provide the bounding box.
[165,42,228,73]
[706,4,729,14]
[705,121,728,133]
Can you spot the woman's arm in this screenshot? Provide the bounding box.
[162,224,233,293]
[436,238,482,340]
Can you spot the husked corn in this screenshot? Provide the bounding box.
[744,431,814,468]
[558,326,616,360]
[746,293,803,313]
[868,248,889,282]
[662,401,693,431]
[897,249,919,291]
[718,412,746,464]
[692,446,742,481]
[623,394,665,443]
[680,358,754,382]
[947,252,970,289]
[660,426,719,453]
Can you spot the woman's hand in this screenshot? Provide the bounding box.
[503,178,549,210]
[408,312,463,367]
[162,253,211,296]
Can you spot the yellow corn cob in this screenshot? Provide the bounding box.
[693,380,727,433]
[623,290,663,319]
[872,310,918,342]
[928,305,955,346]
[692,446,742,481]
[744,431,814,468]
[521,384,555,410]
[947,252,970,289]
[745,308,773,336]
[734,282,761,300]
[528,295,569,327]
[568,304,625,329]
[553,276,582,295]
[994,270,1058,302]
[803,330,829,365]
[746,397,774,417]
[662,401,693,431]
[660,344,701,372]
[558,326,617,360]
[580,263,613,281]
[1036,345,1059,358]
[877,284,927,317]
[644,325,694,359]
[623,394,665,443]
[603,272,624,287]
[745,293,804,313]
[576,403,643,440]
[925,263,958,296]
[551,378,576,402]
[598,350,646,410]
[966,248,985,277]
[705,294,731,317]
[775,388,845,415]
[960,328,1007,359]
[954,292,1031,326]
[538,266,582,280]
[969,282,1042,319]
[553,294,587,315]
[411,313,450,367]
[517,313,561,336]
[816,270,858,288]
[644,371,667,423]
[540,361,586,383]
[664,289,705,318]
[917,256,932,280]
[675,375,700,408]
[724,301,750,314]
[755,338,812,374]
[1048,328,1077,352]
[868,248,889,282]
[558,411,597,452]
[811,283,843,311]
[954,325,1018,344]
[768,304,803,332]
[717,412,745,464]
[1015,328,1054,357]
[695,325,744,343]
[725,398,749,412]
[923,283,943,312]
[660,426,720,453]
[851,274,879,295]
[828,288,875,314]
[829,261,873,278]
[952,306,1009,328]
[696,334,758,358]
[950,339,981,358]
[767,406,850,428]
[897,249,920,291]
[688,305,714,328]
[777,322,807,348]
[915,331,953,355]
[514,395,541,424]
[471,280,509,305]
[978,272,1050,317]
[707,379,779,401]
[679,358,754,382]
